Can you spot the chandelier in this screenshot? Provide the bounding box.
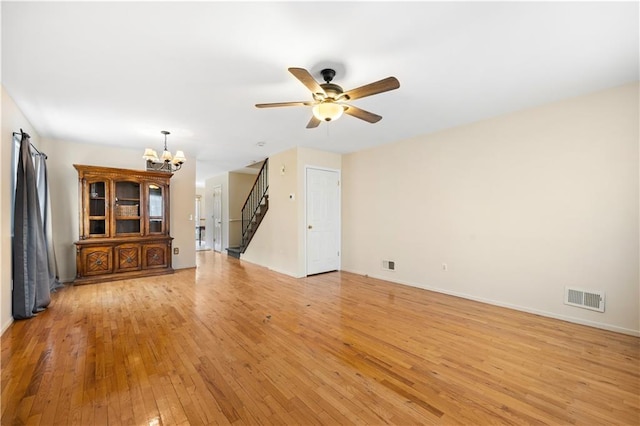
[142,131,186,173]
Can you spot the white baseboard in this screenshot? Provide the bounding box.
[269,267,304,279]
[1,317,14,336]
[340,268,640,337]
[238,256,304,279]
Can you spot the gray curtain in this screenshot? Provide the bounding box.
[34,151,61,291]
[12,131,59,319]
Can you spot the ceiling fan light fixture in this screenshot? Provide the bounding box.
[312,101,344,122]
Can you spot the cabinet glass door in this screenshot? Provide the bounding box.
[87,180,108,237]
[114,181,141,235]
[148,184,164,234]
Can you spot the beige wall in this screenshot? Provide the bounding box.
[1,87,42,332]
[342,83,640,335]
[241,148,298,275]
[168,159,197,269]
[242,147,342,277]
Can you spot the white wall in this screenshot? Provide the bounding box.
[342,83,639,335]
[1,87,42,333]
[40,137,197,282]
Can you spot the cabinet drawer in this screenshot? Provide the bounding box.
[80,246,113,276]
[114,243,142,273]
[143,243,169,269]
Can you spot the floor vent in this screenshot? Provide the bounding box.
[564,287,605,312]
[382,260,395,271]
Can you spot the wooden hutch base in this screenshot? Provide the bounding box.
[73,237,174,285]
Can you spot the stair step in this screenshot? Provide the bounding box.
[226,246,243,259]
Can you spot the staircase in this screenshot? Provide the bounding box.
[227,159,268,259]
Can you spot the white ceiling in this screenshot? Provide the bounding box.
[2,1,638,186]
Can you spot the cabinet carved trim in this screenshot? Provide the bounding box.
[74,165,174,285]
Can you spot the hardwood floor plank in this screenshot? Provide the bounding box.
[2,251,639,425]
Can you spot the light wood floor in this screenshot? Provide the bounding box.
[2,251,639,425]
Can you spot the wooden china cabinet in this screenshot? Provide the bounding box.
[74,164,174,284]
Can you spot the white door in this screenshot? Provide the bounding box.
[306,168,340,275]
[212,185,222,252]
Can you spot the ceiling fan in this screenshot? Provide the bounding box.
[256,67,400,128]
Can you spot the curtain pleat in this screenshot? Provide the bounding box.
[12,132,51,319]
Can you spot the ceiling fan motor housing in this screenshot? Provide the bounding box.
[319,69,344,100]
[320,83,343,99]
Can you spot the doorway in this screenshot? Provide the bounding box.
[306,167,340,275]
[212,185,222,252]
[195,195,206,250]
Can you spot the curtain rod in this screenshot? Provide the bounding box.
[12,131,47,159]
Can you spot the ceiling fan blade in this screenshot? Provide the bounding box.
[288,67,326,97]
[306,115,322,129]
[340,77,400,101]
[343,105,382,123]
[255,101,313,108]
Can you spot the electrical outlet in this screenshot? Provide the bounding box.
[173,247,179,255]
[442,263,448,271]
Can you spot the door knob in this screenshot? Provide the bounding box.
[308,225,313,229]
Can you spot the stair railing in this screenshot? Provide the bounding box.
[241,159,269,249]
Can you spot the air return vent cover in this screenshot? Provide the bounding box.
[382,260,395,271]
[564,287,605,312]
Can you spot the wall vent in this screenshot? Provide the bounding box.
[564,287,605,312]
[382,260,395,271]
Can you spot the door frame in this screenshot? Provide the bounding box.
[304,166,341,276]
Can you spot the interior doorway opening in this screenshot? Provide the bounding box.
[212,185,223,253]
[195,195,208,251]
